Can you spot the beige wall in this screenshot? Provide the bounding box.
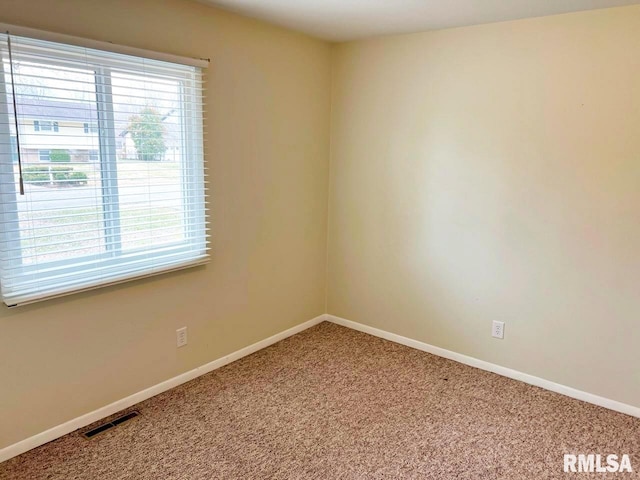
[328,6,640,408]
[2,0,640,453]
[0,0,331,448]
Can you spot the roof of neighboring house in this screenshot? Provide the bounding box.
[11,97,98,122]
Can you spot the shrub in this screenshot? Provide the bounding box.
[22,166,88,186]
[52,170,88,185]
[67,171,88,185]
[23,167,49,185]
[49,149,71,163]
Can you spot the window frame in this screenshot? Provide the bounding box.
[38,149,50,162]
[39,120,53,131]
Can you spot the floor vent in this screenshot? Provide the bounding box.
[82,411,140,439]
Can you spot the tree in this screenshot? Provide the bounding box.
[128,107,166,161]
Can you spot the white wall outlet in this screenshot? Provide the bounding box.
[176,327,188,347]
[491,321,505,339]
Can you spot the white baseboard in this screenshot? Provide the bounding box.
[0,314,327,464]
[327,314,640,419]
[4,313,637,464]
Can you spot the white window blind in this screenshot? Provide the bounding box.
[0,33,208,306]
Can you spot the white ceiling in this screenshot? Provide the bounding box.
[199,0,640,41]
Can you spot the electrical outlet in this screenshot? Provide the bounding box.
[491,321,505,339]
[176,327,188,347]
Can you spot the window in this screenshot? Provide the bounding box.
[0,33,207,306]
[33,120,58,132]
[38,149,50,162]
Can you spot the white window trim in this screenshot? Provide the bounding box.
[0,22,209,69]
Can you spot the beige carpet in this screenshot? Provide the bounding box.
[1,322,639,479]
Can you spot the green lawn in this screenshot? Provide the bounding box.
[62,159,181,186]
[21,207,183,263]
[18,160,184,263]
